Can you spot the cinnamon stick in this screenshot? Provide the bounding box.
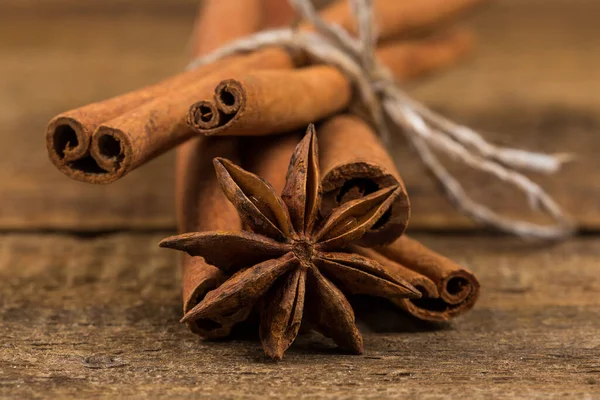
[376,28,474,82]
[88,47,297,183]
[187,29,473,137]
[314,0,484,39]
[318,114,410,246]
[189,0,265,57]
[176,137,245,337]
[45,54,254,184]
[188,66,351,137]
[175,0,267,337]
[241,133,303,196]
[352,245,443,320]
[46,0,482,184]
[374,236,480,321]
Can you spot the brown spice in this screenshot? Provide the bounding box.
[46,0,483,184]
[160,126,420,359]
[176,137,243,337]
[87,47,298,183]
[186,30,474,137]
[318,114,410,246]
[375,28,474,82]
[242,133,303,194]
[45,57,235,183]
[175,0,265,337]
[315,0,484,40]
[373,235,480,321]
[187,66,351,136]
[189,0,265,57]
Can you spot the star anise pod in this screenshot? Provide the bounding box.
[160,125,420,359]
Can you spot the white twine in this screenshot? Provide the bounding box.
[187,0,575,239]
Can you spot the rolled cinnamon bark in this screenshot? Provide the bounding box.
[45,57,241,184]
[352,246,444,321]
[175,0,267,338]
[187,28,473,138]
[189,0,264,57]
[188,66,351,137]
[376,28,474,82]
[375,236,480,320]
[46,0,482,184]
[46,0,266,184]
[315,0,484,40]
[176,137,245,338]
[241,133,303,194]
[318,114,410,247]
[88,47,298,184]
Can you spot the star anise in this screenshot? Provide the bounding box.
[160,125,420,359]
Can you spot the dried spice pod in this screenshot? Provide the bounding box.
[318,114,410,247]
[374,236,480,320]
[161,126,420,359]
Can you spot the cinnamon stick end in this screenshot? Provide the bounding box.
[214,79,244,115]
[46,116,90,163]
[46,116,124,184]
[181,256,233,339]
[321,163,410,246]
[188,100,221,132]
[440,268,480,306]
[186,79,246,136]
[89,126,133,182]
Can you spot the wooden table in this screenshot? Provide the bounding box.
[1,1,599,398]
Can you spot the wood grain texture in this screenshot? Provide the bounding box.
[1,233,599,398]
[1,0,599,230]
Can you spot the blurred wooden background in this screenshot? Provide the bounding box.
[1,0,599,231]
[1,1,599,398]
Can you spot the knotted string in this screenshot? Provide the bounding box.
[187,0,575,240]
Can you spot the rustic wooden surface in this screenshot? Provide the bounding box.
[1,233,599,398]
[0,0,599,230]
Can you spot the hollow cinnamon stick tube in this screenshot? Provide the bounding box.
[314,0,484,40]
[188,66,351,137]
[46,0,267,184]
[241,132,303,194]
[376,28,474,82]
[47,0,482,184]
[176,137,245,338]
[351,246,447,321]
[87,47,298,184]
[317,114,410,247]
[187,29,473,138]
[45,55,251,184]
[376,236,480,319]
[175,0,268,338]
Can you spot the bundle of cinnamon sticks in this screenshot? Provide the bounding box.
[45,0,482,350]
